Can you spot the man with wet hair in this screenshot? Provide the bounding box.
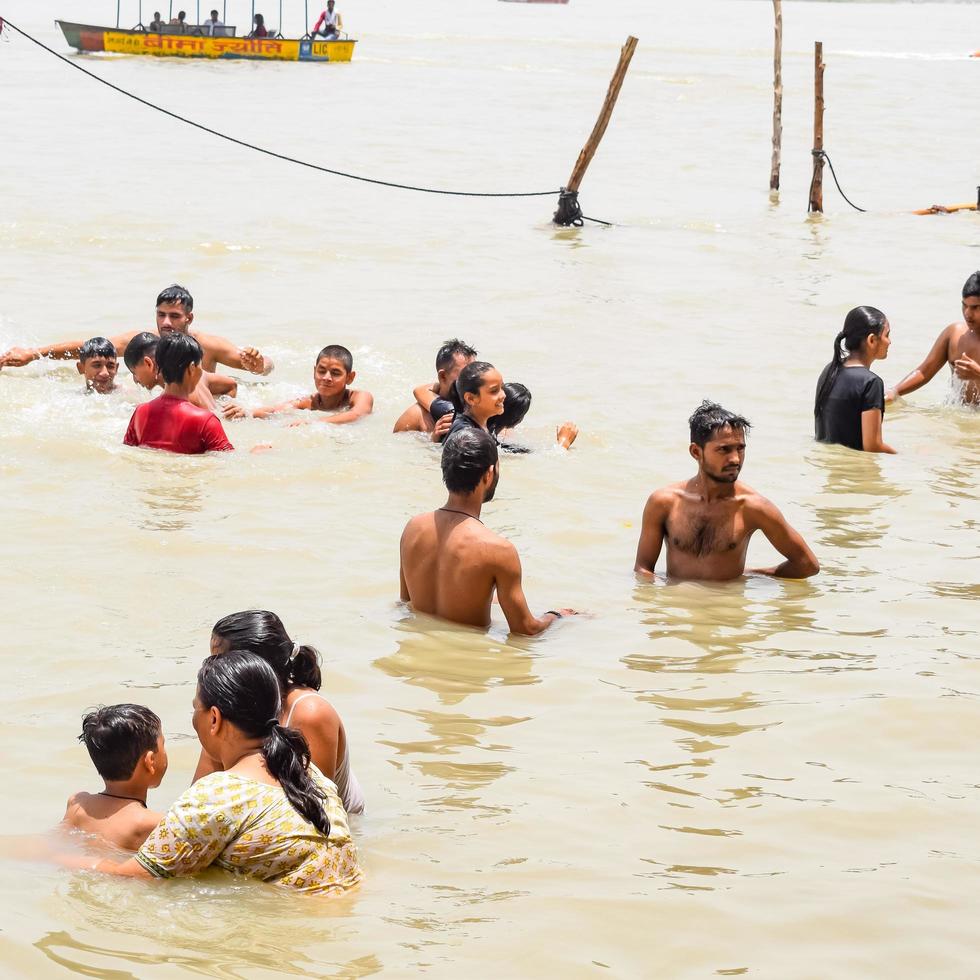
[886,271,980,405]
[634,400,820,582]
[399,428,575,634]
[392,338,478,434]
[0,284,273,377]
[77,337,120,394]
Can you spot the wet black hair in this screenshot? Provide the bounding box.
[442,428,498,493]
[79,704,162,781]
[123,332,159,370]
[316,345,353,373]
[156,332,203,384]
[813,306,888,420]
[455,361,496,404]
[78,337,117,364]
[435,338,477,373]
[962,272,980,299]
[689,400,752,447]
[155,284,193,311]
[197,652,330,836]
[212,610,322,692]
[488,382,531,434]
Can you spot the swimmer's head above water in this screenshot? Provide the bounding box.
[77,336,119,394]
[78,704,167,784]
[156,332,204,390]
[435,338,477,401]
[488,382,532,435]
[155,284,194,336]
[456,361,505,424]
[442,428,500,502]
[688,400,752,485]
[211,609,323,694]
[124,332,160,389]
[313,345,355,399]
[962,272,980,332]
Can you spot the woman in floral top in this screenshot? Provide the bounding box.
[71,652,361,896]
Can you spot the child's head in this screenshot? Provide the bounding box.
[456,361,505,421]
[488,382,532,434]
[123,332,160,389]
[77,337,118,394]
[435,339,477,398]
[78,704,167,788]
[314,345,355,398]
[156,332,204,389]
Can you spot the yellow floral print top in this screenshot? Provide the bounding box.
[135,767,361,895]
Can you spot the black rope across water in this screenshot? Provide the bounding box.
[0,17,560,200]
[812,149,867,213]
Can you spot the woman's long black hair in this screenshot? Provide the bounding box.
[197,652,330,836]
[814,306,888,419]
[212,610,322,692]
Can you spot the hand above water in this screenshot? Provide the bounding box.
[238,346,266,374]
[430,412,454,442]
[556,421,579,449]
[221,401,249,420]
[0,347,40,368]
[953,355,980,381]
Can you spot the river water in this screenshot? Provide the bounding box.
[1,0,979,975]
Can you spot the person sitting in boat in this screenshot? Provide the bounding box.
[202,9,224,35]
[249,13,269,37]
[148,11,164,31]
[311,0,342,40]
[170,10,187,30]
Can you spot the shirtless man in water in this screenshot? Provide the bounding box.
[634,401,820,582]
[400,428,575,634]
[0,284,273,377]
[392,338,477,434]
[886,271,980,405]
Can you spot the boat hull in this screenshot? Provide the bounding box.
[56,21,355,62]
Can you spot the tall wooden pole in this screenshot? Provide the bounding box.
[808,41,825,214]
[553,36,638,225]
[769,0,783,192]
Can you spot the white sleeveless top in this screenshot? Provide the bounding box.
[284,692,365,815]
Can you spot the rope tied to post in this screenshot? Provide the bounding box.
[810,149,866,213]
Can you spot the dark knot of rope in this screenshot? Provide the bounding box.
[553,188,584,227]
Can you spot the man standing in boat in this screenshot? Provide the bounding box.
[0,284,274,378]
[202,9,224,35]
[310,1,342,40]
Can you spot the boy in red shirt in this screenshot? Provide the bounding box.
[124,333,233,454]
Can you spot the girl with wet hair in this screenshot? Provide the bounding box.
[60,653,361,895]
[814,306,896,453]
[200,610,365,814]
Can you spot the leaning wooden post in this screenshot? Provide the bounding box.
[553,35,639,226]
[769,0,783,193]
[808,41,825,214]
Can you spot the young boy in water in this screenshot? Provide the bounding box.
[77,337,120,394]
[124,332,238,412]
[249,344,374,424]
[63,704,165,850]
[124,333,234,453]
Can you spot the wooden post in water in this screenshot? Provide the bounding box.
[808,41,825,214]
[769,0,783,193]
[553,35,639,226]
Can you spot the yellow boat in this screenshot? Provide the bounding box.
[57,2,356,63]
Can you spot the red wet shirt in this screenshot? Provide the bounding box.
[124,394,234,454]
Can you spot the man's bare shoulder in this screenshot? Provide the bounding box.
[645,483,688,506]
[737,483,781,518]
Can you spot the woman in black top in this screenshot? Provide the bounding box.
[814,306,896,453]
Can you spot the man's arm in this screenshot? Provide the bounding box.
[197,333,274,375]
[1,328,138,367]
[413,383,440,413]
[749,498,820,578]
[206,372,238,398]
[494,542,567,636]
[634,491,670,578]
[250,396,311,420]
[887,325,952,400]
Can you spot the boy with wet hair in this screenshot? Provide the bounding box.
[393,338,478,433]
[123,332,238,412]
[63,704,166,850]
[249,344,374,424]
[124,333,234,453]
[77,337,120,394]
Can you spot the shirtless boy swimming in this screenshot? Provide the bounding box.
[124,332,238,413]
[634,401,820,582]
[392,338,477,433]
[0,284,273,377]
[400,427,575,634]
[247,344,373,424]
[886,271,980,405]
[63,704,165,851]
[77,337,120,394]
